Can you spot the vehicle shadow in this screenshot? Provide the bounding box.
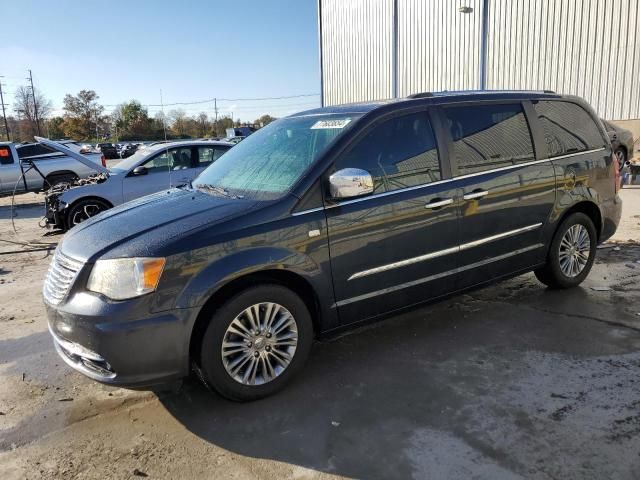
[0,202,45,221]
[157,257,640,479]
[158,304,478,479]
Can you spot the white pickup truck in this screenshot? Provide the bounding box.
[0,139,107,196]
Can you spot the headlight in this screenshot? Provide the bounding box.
[87,257,165,300]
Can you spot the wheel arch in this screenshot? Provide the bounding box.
[188,269,322,369]
[556,200,603,241]
[43,170,79,189]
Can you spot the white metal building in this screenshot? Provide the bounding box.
[318,0,640,120]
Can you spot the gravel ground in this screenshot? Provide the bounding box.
[1,187,639,479]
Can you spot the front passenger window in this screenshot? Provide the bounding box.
[141,148,193,173]
[335,111,441,194]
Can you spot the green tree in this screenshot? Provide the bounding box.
[212,116,234,137]
[47,116,65,139]
[255,114,276,127]
[62,90,104,141]
[113,100,155,140]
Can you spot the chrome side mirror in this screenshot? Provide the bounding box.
[329,168,374,199]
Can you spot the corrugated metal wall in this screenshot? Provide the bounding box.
[319,0,394,106]
[397,0,483,95]
[320,0,640,120]
[486,0,640,120]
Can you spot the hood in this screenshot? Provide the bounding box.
[35,137,109,174]
[60,188,259,262]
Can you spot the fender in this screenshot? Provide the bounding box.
[172,245,338,330]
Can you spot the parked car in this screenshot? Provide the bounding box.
[44,91,621,401]
[0,140,106,196]
[42,139,233,230]
[601,119,635,164]
[120,143,139,158]
[96,142,119,159]
[223,136,245,144]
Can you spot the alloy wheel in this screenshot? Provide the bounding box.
[70,203,106,225]
[221,302,298,386]
[558,224,591,277]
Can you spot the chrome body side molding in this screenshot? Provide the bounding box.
[335,244,544,307]
[348,223,542,281]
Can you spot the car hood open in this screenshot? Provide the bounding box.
[35,137,110,174]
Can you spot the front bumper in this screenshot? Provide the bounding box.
[46,294,200,388]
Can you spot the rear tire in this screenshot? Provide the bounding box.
[534,212,597,289]
[199,284,313,402]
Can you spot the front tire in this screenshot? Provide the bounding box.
[534,212,597,289]
[66,198,111,228]
[199,284,313,401]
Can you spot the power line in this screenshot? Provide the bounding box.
[102,93,319,107]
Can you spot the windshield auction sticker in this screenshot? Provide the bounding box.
[310,118,351,129]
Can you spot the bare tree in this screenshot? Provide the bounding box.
[13,85,52,140]
[169,109,188,137]
[197,112,209,137]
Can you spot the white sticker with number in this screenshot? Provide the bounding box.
[310,118,351,129]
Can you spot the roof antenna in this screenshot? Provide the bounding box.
[160,89,170,189]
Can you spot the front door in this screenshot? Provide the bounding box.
[326,109,459,324]
[440,101,556,288]
[122,146,198,202]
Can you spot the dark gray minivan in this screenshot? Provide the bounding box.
[44,91,622,401]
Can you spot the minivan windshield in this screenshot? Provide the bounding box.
[193,114,360,200]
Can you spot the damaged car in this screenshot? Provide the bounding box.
[41,139,233,231]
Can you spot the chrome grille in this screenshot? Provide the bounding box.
[43,251,83,305]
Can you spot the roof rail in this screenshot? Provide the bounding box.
[407,89,557,99]
[406,92,434,99]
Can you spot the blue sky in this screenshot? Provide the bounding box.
[0,0,321,122]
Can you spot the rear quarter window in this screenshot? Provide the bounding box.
[16,144,61,159]
[533,101,607,158]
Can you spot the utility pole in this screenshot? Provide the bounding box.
[0,77,10,141]
[214,98,218,136]
[27,69,41,136]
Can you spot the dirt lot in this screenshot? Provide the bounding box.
[1,188,640,479]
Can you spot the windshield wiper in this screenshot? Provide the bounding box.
[195,183,242,199]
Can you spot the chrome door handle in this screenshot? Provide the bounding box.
[425,198,453,209]
[463,190,489,200]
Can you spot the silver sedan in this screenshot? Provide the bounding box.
[42,140,233,231]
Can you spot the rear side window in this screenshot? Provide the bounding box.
[534,101,606,157]
[0,145,13,165]
[17,144,60,159]
[336,111,441,193]
[444,103,535,175]
[198,146,229,167]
